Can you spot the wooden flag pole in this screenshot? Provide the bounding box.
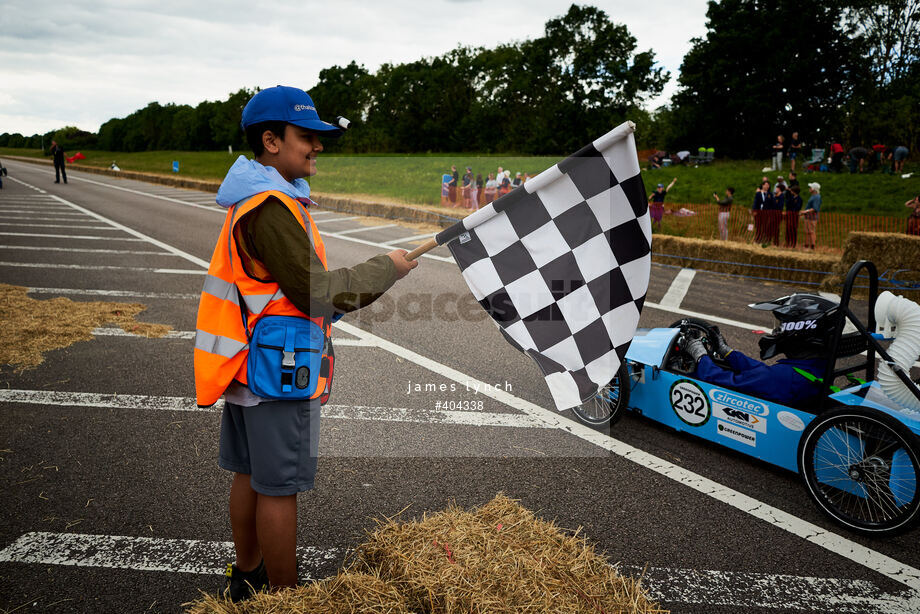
[405,237,439,261]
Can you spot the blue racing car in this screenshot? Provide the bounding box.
[573,260,920,537]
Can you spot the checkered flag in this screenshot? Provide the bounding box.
[435,122,651,410]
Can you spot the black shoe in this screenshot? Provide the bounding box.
[223,560,269,602]
[54,180,60,183]
[710,326,733,358]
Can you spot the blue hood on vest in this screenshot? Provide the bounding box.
[216,156,311,208]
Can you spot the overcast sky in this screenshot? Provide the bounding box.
[0,0,709,137]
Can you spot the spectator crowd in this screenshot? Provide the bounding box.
[440,165,529,210]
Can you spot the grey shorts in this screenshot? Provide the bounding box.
[219,398,321,496]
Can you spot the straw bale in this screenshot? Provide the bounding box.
[652,236,837,286]
[185,570,409,614]
[185,495,665,614]
[353,494,664,614]
[0,283,170,371]
[821,232,920,297]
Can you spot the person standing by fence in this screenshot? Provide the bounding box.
[713,187,734,240]
[907,195,920,236]
[484,172,498,204]
[766,184,785,245]
[448,165,458,206]
[752,180,771,243]
[784,185,803,248]
[771,135,785,171]
[801,182,821,250]
[648,177,677,232]
[50,140,67,184]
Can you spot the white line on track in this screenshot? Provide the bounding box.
[321,229,455,263]
[0,215,98,221]
[0,532,340,579]
[0,222,114,229]
[89,326,371,346]
[311,216,359,224]
[381,231,437,246]
[33,173,223,213]
[0,245,177,256]
[334,223,398,235]
[0,532,916,612]
[0,231,145,241]
[27,287,199,300]
[9,165,920,594]
[658,267,696,309]
[0,261,204,274]
[0,389,546,429]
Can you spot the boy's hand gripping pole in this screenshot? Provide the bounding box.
[405,237,439,261]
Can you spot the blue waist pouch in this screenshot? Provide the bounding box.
[247,315,324,399]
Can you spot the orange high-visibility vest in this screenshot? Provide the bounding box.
[194,190,332,407]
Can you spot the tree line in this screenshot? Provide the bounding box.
[1,2,916,158]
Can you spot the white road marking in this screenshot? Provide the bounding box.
[92,327,196,340]
[89,327,372,346]
[0,532,916,613]
[0,215,97,222]
[312,216,359,224]
[10,164,920,594]
[40,192,211,268]
[0,231,145,241]
[322,229,454,263]
[0,532,340,579]
[334,223,398,235]
[0,261,207,275]
[658,268,696,309]
[0,222,116,229]
[0,389,546,428]
[630,565,920,613]
[0,261,204,274]
[38,173,223,213]
[5,176,46,194]
[381,232,437,246]
[306,210,334,216]
[0,245,177,256]
[27,287,199,300]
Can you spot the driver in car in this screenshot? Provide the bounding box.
[682,294,838,407]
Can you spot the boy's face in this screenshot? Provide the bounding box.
[270,124,323,181]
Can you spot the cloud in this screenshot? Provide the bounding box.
[0,0,708,135]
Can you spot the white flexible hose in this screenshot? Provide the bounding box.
[874,291,920,411]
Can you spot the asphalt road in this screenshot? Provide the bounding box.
[1,159,918,614]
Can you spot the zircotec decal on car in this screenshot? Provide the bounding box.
[709,389,770,417]
[670,379,710,426]
[717,420,757,446]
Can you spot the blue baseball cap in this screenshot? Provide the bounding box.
[241,86,343,136]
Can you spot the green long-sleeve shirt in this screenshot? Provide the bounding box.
[234,197,397,318]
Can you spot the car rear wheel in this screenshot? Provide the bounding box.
[571,363,631,427]
[798,408,920,537]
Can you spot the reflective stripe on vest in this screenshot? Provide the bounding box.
[194,190,330,406]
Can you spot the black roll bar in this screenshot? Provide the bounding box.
[819,260,920,410]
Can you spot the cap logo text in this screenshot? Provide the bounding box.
[293,104,315,112]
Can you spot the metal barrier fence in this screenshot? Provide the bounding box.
[657,203,909,251]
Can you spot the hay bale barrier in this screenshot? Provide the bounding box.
[821,231,920,297]
[0,283,170,371]
[652,235,837,286]
[186,494,666,614]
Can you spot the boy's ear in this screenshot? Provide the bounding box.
[262,130,282,155]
